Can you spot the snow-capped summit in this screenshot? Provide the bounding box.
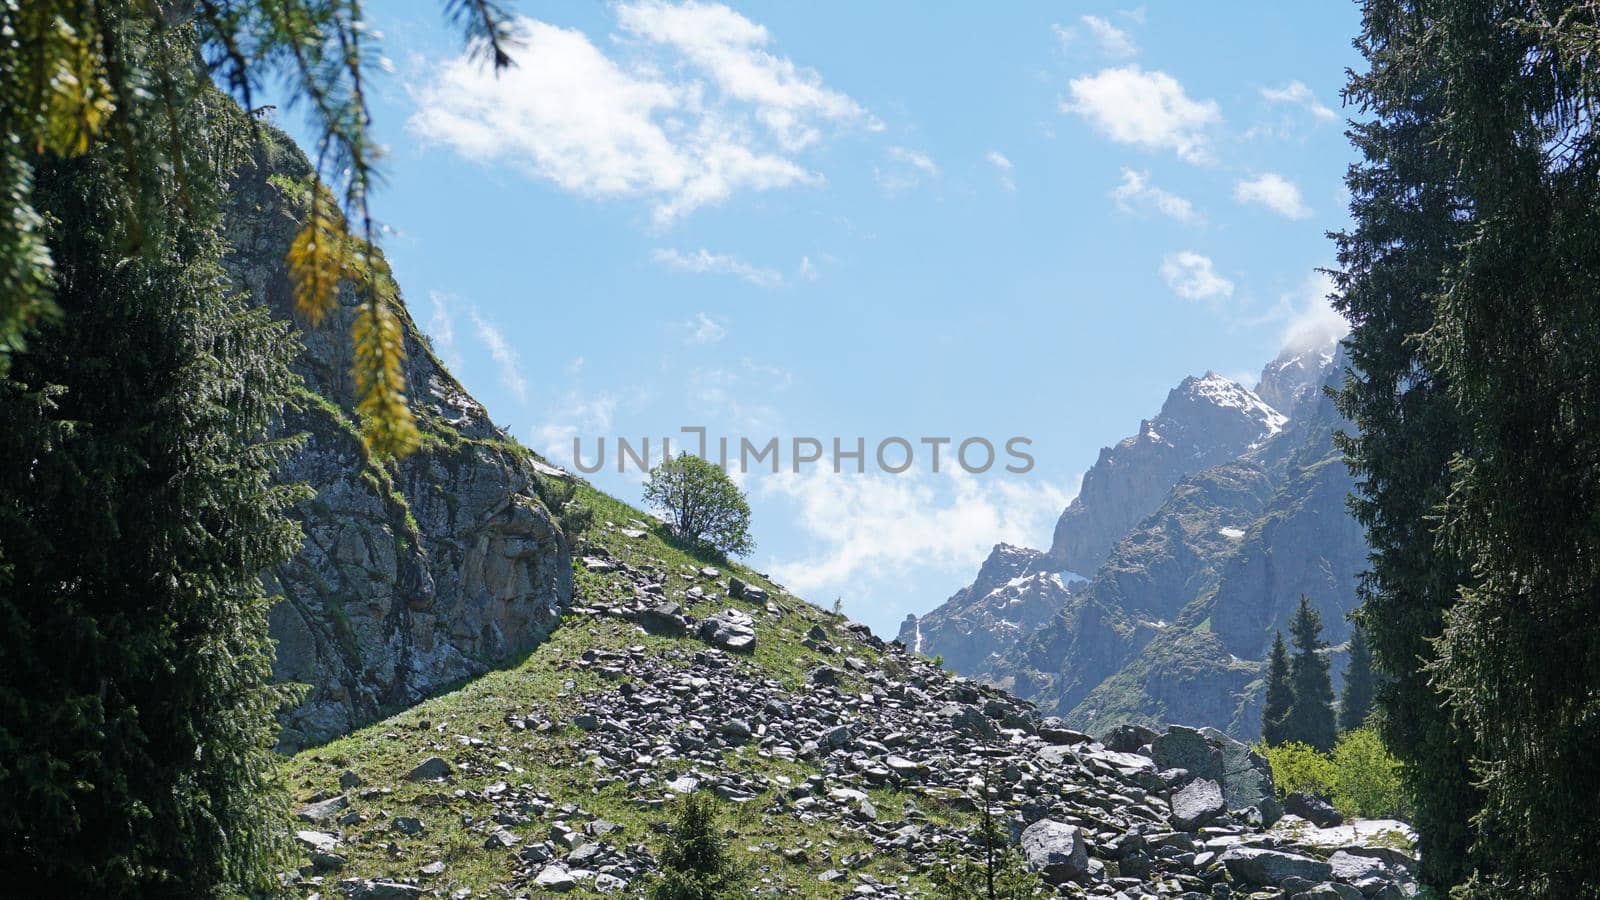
[1255,337,1340,416]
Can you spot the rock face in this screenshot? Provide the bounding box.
[224,127,572,750]
[916,340,1367,740]
[1047,373,1286,576]
[896,544,1083,673]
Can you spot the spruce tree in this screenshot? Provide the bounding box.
[0,22,304,895]
[1333,2,1485,884]
[1414,6,1600,894]
[1261,632,1294,746]
[1338,623,1375,733]
[1284,597,1336,752]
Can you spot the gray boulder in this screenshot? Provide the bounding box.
[1285,791,1343,828]
[1152,725,1223,780]
[1020,819,1089,884]
[1169,778,1227,831]
[697,609,756,653]
[1101,723,1159,753]
[1220,846,1333,887]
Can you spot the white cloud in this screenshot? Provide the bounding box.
[533,389,621,465]
[876,146,941,194]
[1080,15,1136,57]
[1282,271,1347,350]
[653,247,784,287]
[1234,172,1311,219]
[467,307,529,403]
[1064,66,1221,164]
[616,0,878,151]
[1110,167,1199,223]
[760,470,1074,598]
[685,312,727,344]
[798,255,818,281]
[1261,81,1335,121]
[1160,250,1234,302]
[986,151,1016,191]
[888,146,939,176]
[426,291,463,371]
[409,6,870,224]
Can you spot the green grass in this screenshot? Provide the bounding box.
[282,481,963,897]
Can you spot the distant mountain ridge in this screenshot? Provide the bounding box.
[900,340,1361,739]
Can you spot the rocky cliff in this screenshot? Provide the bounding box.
[223,127,572,750]
[912,341,1362,740]
[896,544,1084,673]
[1046,373,1286,576]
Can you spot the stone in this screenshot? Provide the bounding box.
[1170,778,1227,831]
[341,880,425,900]
[405,755,451,781]
[419,860,446,876]
[697,609,756,653]
[390,815,426,835]
[1152,726,1223,781]
[1220,846,1333,887]
[1020,819,1090,884]
[295,830,340,854]
[535,864,577,892]
[1101,723,1159,753]
[338,770,364,790]
[1285,791,1343,828]
[297,794,349,822]
[638,602,688,636]
[950,704,998,739]
[484,829,520,849]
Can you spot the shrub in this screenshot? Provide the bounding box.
[643,454,754,557]
[1259,729,1410,821]
[1330,727,1408,819]
[1259,740,1337,799]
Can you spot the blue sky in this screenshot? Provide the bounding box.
[270,1,1360,636]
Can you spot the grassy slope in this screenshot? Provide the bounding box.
[283,482,979,897]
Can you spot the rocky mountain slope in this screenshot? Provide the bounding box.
[283,484,1417,899]
[907,343,1363,740]
[1047,374,1287,577]
[224,127,572,750]
[899,375,1289,676]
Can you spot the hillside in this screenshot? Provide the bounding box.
[282,481,1417,898]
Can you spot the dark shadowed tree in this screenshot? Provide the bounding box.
[1285,597,1336,752]
[1333,0,1484,886]
[1337,2,1600,893]
[1338,622,1375,733]
[1261,632,1294,746]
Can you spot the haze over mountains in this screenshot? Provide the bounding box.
[900,337,1364,740]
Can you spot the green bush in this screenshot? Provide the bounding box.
[1259,728,1409,821]
[1259,741,1337,799]
[1330,727,1408,819]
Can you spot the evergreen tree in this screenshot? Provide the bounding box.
[649,793,743,900]
[1414,6,1600,895]
[1284,597,1336,752]
[0,36,304,893]
[1333,1,1485,887]
[1338,623,1375,733]
[1338,2,1600,892]
[1260,632,1294,746]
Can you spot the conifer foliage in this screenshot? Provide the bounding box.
[1284,597,1336,753]
[0,33,302,892]
[1260,632,1294,747]
[1338,623,1374,733]
[1337,2,1600,893]
[0,0,518,457]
